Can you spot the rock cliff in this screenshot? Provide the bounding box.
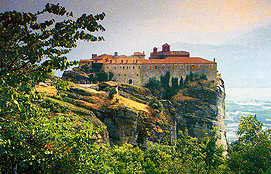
[169,73,227,149]
[46,73,227,149]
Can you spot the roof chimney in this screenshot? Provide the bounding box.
[92,54,97,58]
[153,47,157,53]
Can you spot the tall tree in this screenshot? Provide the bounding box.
[228,115,271,173]
[0,3,105,114]
[0,4,105,173]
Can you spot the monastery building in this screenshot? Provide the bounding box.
[80,43,217,86]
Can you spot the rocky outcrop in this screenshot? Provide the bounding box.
[62,70,90,84]
[102,105,139,146]
[59,74,227,149]
[167,74,227,150]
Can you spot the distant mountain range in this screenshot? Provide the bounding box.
[171,25,271,88]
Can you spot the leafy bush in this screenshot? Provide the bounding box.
[108,87,117,99]
[144,77,161,90]
[41,98,69,113]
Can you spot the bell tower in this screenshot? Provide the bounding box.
[162,43,170,52]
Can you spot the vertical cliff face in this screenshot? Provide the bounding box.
[61,76,227,149]
[169,73,227,150]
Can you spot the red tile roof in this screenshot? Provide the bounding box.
[139,56,215,64]
[80,54,215,65]
[133,52,145,55]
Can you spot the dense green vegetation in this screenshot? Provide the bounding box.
[144,71,203,99]
[1,4,271,173]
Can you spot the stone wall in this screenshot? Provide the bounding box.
[141,63,217,86]
[104,64,142,85]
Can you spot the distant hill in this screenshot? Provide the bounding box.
[171,25,271,88]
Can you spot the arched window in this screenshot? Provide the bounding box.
[199,65,202,69]
[155,65,158,69]
[149,66,152,70]
[209,65,212,68]
[168,65,171,69]
[162,65,165,69]
[180,65,183,69]
[187,65,189,69]
[174,65,177,69]
[129,79,133,84]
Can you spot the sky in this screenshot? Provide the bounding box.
[1,0,271,89]
[1,0,270,53]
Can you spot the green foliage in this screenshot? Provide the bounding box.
[171,77,179,89]
[95,72,108,83]
[144,77,162,90]
[91,63,103,72]
[149,97,163,113]
[228,115,271,174]
[162,86,178,100]
[179,76,184,89]
[108,87,117,99]
[80,64,92,73]
[0,4,105,173]
[160,71,170,88]
[88,73,98,84]
[52,79,70,96]
[41,98,70,113]
[109,72,114,81]
[200,74,208,80]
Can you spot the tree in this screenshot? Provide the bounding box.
[107,87,117,99]
[179,76,184,89]
[160,71,170,88]
[95,72,108,82]
[109,72,114,81]
[0,4,105,173]
[228,115,271,173]
[144,77,161,90]
[171,77,179,89]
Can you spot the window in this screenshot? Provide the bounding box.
[149,66,152,70]
[114,67,116,69]
[209,65,212,68]
[199,65,202,69]
[138,66,140,69]
[124,74,126,76]
[180,65,183,69]
[137,74,139,76]
[155,65,158,69]
[123,66,125,69]
[162,65,165,69]
[119,74,120,76]
[174,65,177,69]
[133,66,135,69]
[168,65,171,69]
[187,65,189,69]
[110,60,112,63]
[127,66,128,69]
[191,65,195,69]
